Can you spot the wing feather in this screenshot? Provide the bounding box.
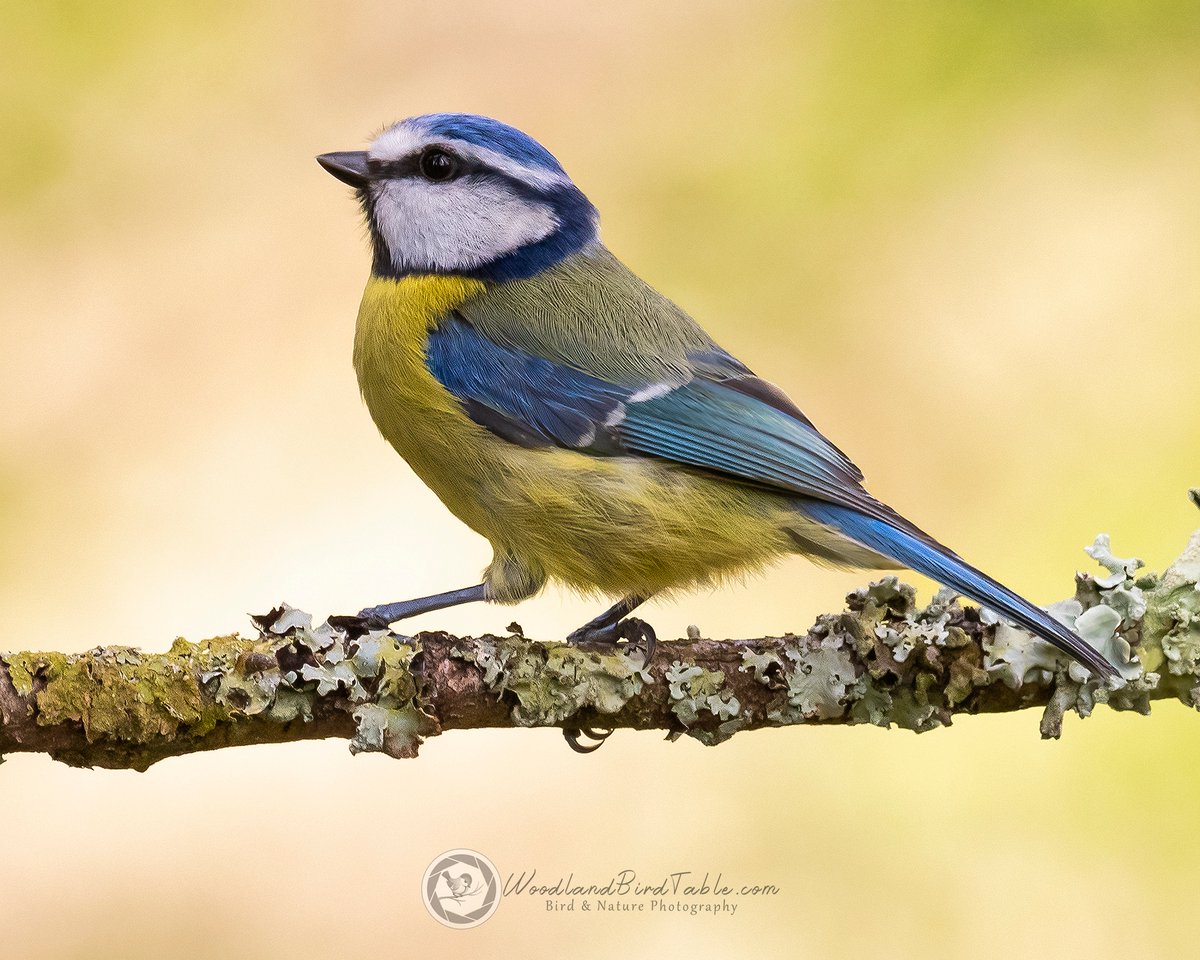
[426,311,876,516]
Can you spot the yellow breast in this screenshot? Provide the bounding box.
[353,274,483,434]
[353,274,483,382]
[353,274,567,562]
[352,273,501,485]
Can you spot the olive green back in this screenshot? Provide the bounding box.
[459,244,718,385]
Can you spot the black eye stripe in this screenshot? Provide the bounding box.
[367,155,421,178]
[368,149,484,181]
[365,149,560,207]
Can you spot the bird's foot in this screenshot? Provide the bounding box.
[327,610,392,638]
[566,616,657,663]
[356,602,401,623]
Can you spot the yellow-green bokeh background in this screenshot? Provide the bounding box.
[2,2,1199,957]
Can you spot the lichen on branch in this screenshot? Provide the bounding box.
[1,503,1198,770]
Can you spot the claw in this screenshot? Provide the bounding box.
[328,613,389,638]
[357,605,396,622]
[618,618,657,663]
[567,617,657,663]
[562,726,613,754]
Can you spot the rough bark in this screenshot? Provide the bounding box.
[2,511,1197,770]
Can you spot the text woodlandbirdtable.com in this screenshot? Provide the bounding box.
[503,869,781,918]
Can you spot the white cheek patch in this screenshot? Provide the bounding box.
[373,178,560,273]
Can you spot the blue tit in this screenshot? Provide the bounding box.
[316,113,1115,680]
[443,873,472,897]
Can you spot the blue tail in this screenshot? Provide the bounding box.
[799,499,1116,680]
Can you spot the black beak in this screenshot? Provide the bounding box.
[316,151,370,188]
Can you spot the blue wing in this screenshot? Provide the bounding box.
[425,312,1117,679]
[426,314,628,451]
[426,312,874,513]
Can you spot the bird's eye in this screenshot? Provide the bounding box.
[419,148,458,182]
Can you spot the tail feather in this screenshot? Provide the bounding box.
[798,499,1117,681]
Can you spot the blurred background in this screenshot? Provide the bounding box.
[2,1,1199,957]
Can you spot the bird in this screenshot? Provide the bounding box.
[442,872,474,898]
[316,112,1116,682]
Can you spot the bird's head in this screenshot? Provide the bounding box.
[318,114,598,283]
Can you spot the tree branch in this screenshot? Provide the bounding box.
[3,507,1198,770]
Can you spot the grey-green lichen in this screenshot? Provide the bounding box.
[13,643,224,746]
[733,579,974,735]
[246,606,434,758]
[0,604,437,767]
[663,660,744,744]
[965,535,1155,736]
[3,509,1200,768]
[723,524,1200,739]
[450,634,651,726]
[1142,525,1200,699]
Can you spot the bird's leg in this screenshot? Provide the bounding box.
[567,594,648,641]
[358,583,489,623]
[331,583,489,634]
[566,594,655,660]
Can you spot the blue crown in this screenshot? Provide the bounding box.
[412,114,566,174]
